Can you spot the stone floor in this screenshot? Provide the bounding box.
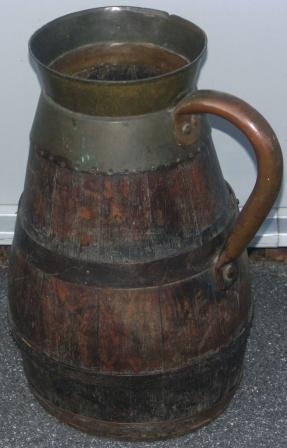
[0,261,286,448]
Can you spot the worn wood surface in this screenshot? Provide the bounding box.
[20,144,230,263]
[9,127,252,440]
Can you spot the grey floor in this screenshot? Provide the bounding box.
[0,261,286,448]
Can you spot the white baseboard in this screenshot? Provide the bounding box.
[0,205,17,245]
[0,206,286,247]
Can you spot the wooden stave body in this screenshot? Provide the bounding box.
[8,98,252,441]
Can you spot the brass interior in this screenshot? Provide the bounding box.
[50,43,189,81]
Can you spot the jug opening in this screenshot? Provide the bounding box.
[79,64,164,82]
[50,43,189,82]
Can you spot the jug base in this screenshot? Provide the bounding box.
[28,379,240,441]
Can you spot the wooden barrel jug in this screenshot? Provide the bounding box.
[8,7,283,441]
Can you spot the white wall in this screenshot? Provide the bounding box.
[1,0,286,245]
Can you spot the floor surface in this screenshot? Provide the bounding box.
[0,261,286,447]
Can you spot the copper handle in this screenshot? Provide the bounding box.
[174,90,283,288]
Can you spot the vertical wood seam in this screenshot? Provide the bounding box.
[158,289,165,372]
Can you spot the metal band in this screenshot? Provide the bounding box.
[11,318,250,382]
[13,216,234,288]
[11,318,250,440]
[30,93,210,174]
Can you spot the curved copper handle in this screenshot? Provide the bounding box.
[174,90,283,288]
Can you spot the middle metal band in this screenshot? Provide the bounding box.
[13,216,234,288]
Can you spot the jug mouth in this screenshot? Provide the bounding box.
[49,42,191,84]
[29,6,207,85]
[29,7,207,116]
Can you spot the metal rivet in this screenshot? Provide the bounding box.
[182,123,192,134]
[222,263,237,286]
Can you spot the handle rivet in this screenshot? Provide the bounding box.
[182,123,192,134]
[222,263,238,288]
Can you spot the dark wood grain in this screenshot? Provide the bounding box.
[9,121,252,440]
[20,144,230,263]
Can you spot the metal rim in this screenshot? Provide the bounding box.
[29,6,207,86]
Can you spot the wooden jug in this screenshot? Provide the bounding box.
[8,7,282,441]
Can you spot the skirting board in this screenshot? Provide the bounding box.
[1,206,287,247]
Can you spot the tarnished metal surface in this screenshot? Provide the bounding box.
[31,93,206,173]
[29,7,206,116]
[51,42,189,80]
